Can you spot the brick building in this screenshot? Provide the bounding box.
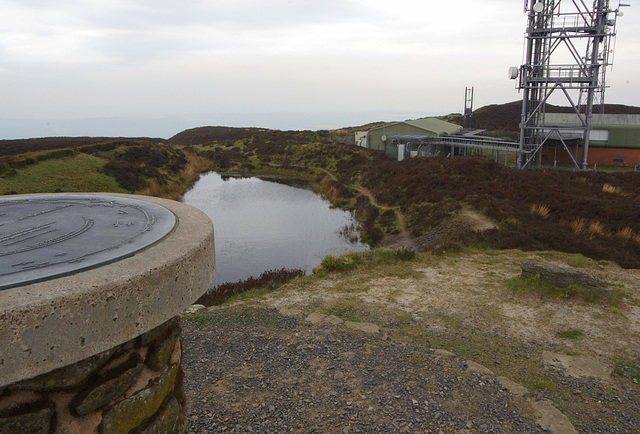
[541,114,640,167]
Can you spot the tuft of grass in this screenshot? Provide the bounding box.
[602,183,623,195]
[612,357,640,385]
[139,151,212,200]
[315,255,357,273]
[615,227,636,243]
[556,329,583,339]
[182,313,208,323]
[570,218,588,236]
[314,248,416,276]
[408,356,429,366]
[323,305,362,322]
[529,203,551,218]
[567,254,590,268]
[569,218,606,239]
[586,221,605,239]
[386,248,416,261]
[531,377,558,392]
[507,276,601,302]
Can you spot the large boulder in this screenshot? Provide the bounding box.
[520,261,610,299]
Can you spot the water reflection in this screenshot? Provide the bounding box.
[183,172,369,286]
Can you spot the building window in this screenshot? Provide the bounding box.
[613,157,625,164]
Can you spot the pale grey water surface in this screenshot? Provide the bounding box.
[183,172,369,287]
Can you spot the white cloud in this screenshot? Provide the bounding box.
[0,0,638,136]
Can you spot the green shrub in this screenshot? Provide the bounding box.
[315,255,357,273]
[0,163,17,178]
[390,248,416,261]
[556,329,583,339]
[612,358,640,384]
[323,305,361,322]
[182,313,208,323]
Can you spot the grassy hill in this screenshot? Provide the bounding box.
[0,139,204,199]
[0,136,166,157]
[165,125,640,269]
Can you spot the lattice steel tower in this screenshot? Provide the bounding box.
[463,87,474,129]
[514,0,627,169]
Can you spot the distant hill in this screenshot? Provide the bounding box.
[456,101,640,132]
[330,121,395,135]
[4,102,640,156]
[0,136,166,157]
[169,126,271,146]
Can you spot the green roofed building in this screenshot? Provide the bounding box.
[361,118,463,160]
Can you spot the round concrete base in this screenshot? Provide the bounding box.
[0,193,215,388]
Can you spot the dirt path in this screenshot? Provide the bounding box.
[317,168,497,252]
[318,168,417,250]
[352,182,419,251]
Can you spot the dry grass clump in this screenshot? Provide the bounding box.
[141,180,184,199]
[569,218,605,239]
[529,203,551,218]
[184,151,212,173]
[586,221,605,239]
[615,227,635,242]
[602,183,624,195]
[570,218,588,236]
[139,151,212,200]
[615,227,640,245]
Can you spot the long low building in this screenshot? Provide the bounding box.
[356,118,463,160]
[541,114,640,167]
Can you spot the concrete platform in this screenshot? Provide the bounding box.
[0,193,216,388]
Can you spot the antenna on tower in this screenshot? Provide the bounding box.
[511,0,627,170]
[463,87,474,129]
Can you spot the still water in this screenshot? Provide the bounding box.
[183,172,369,287]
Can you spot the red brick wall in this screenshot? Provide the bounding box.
[541,145,640,167]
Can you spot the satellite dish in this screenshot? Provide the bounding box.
[381,135,387,141]
[508,66,519,80]
[532,2,544,13]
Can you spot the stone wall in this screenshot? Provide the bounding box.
[0,316,185,434]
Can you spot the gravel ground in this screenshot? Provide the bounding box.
[182,306,546,433]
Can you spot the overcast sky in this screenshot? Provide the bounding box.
[1,0,638,138]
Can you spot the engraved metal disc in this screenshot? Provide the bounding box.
[0,195,176,290]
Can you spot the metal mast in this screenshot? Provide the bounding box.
[515,0,625,170]
[463,87,474,129]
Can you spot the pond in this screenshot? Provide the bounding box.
[182,172,369,287]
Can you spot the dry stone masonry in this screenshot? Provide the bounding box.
[0,193,216,434]
[0,317,185,433]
